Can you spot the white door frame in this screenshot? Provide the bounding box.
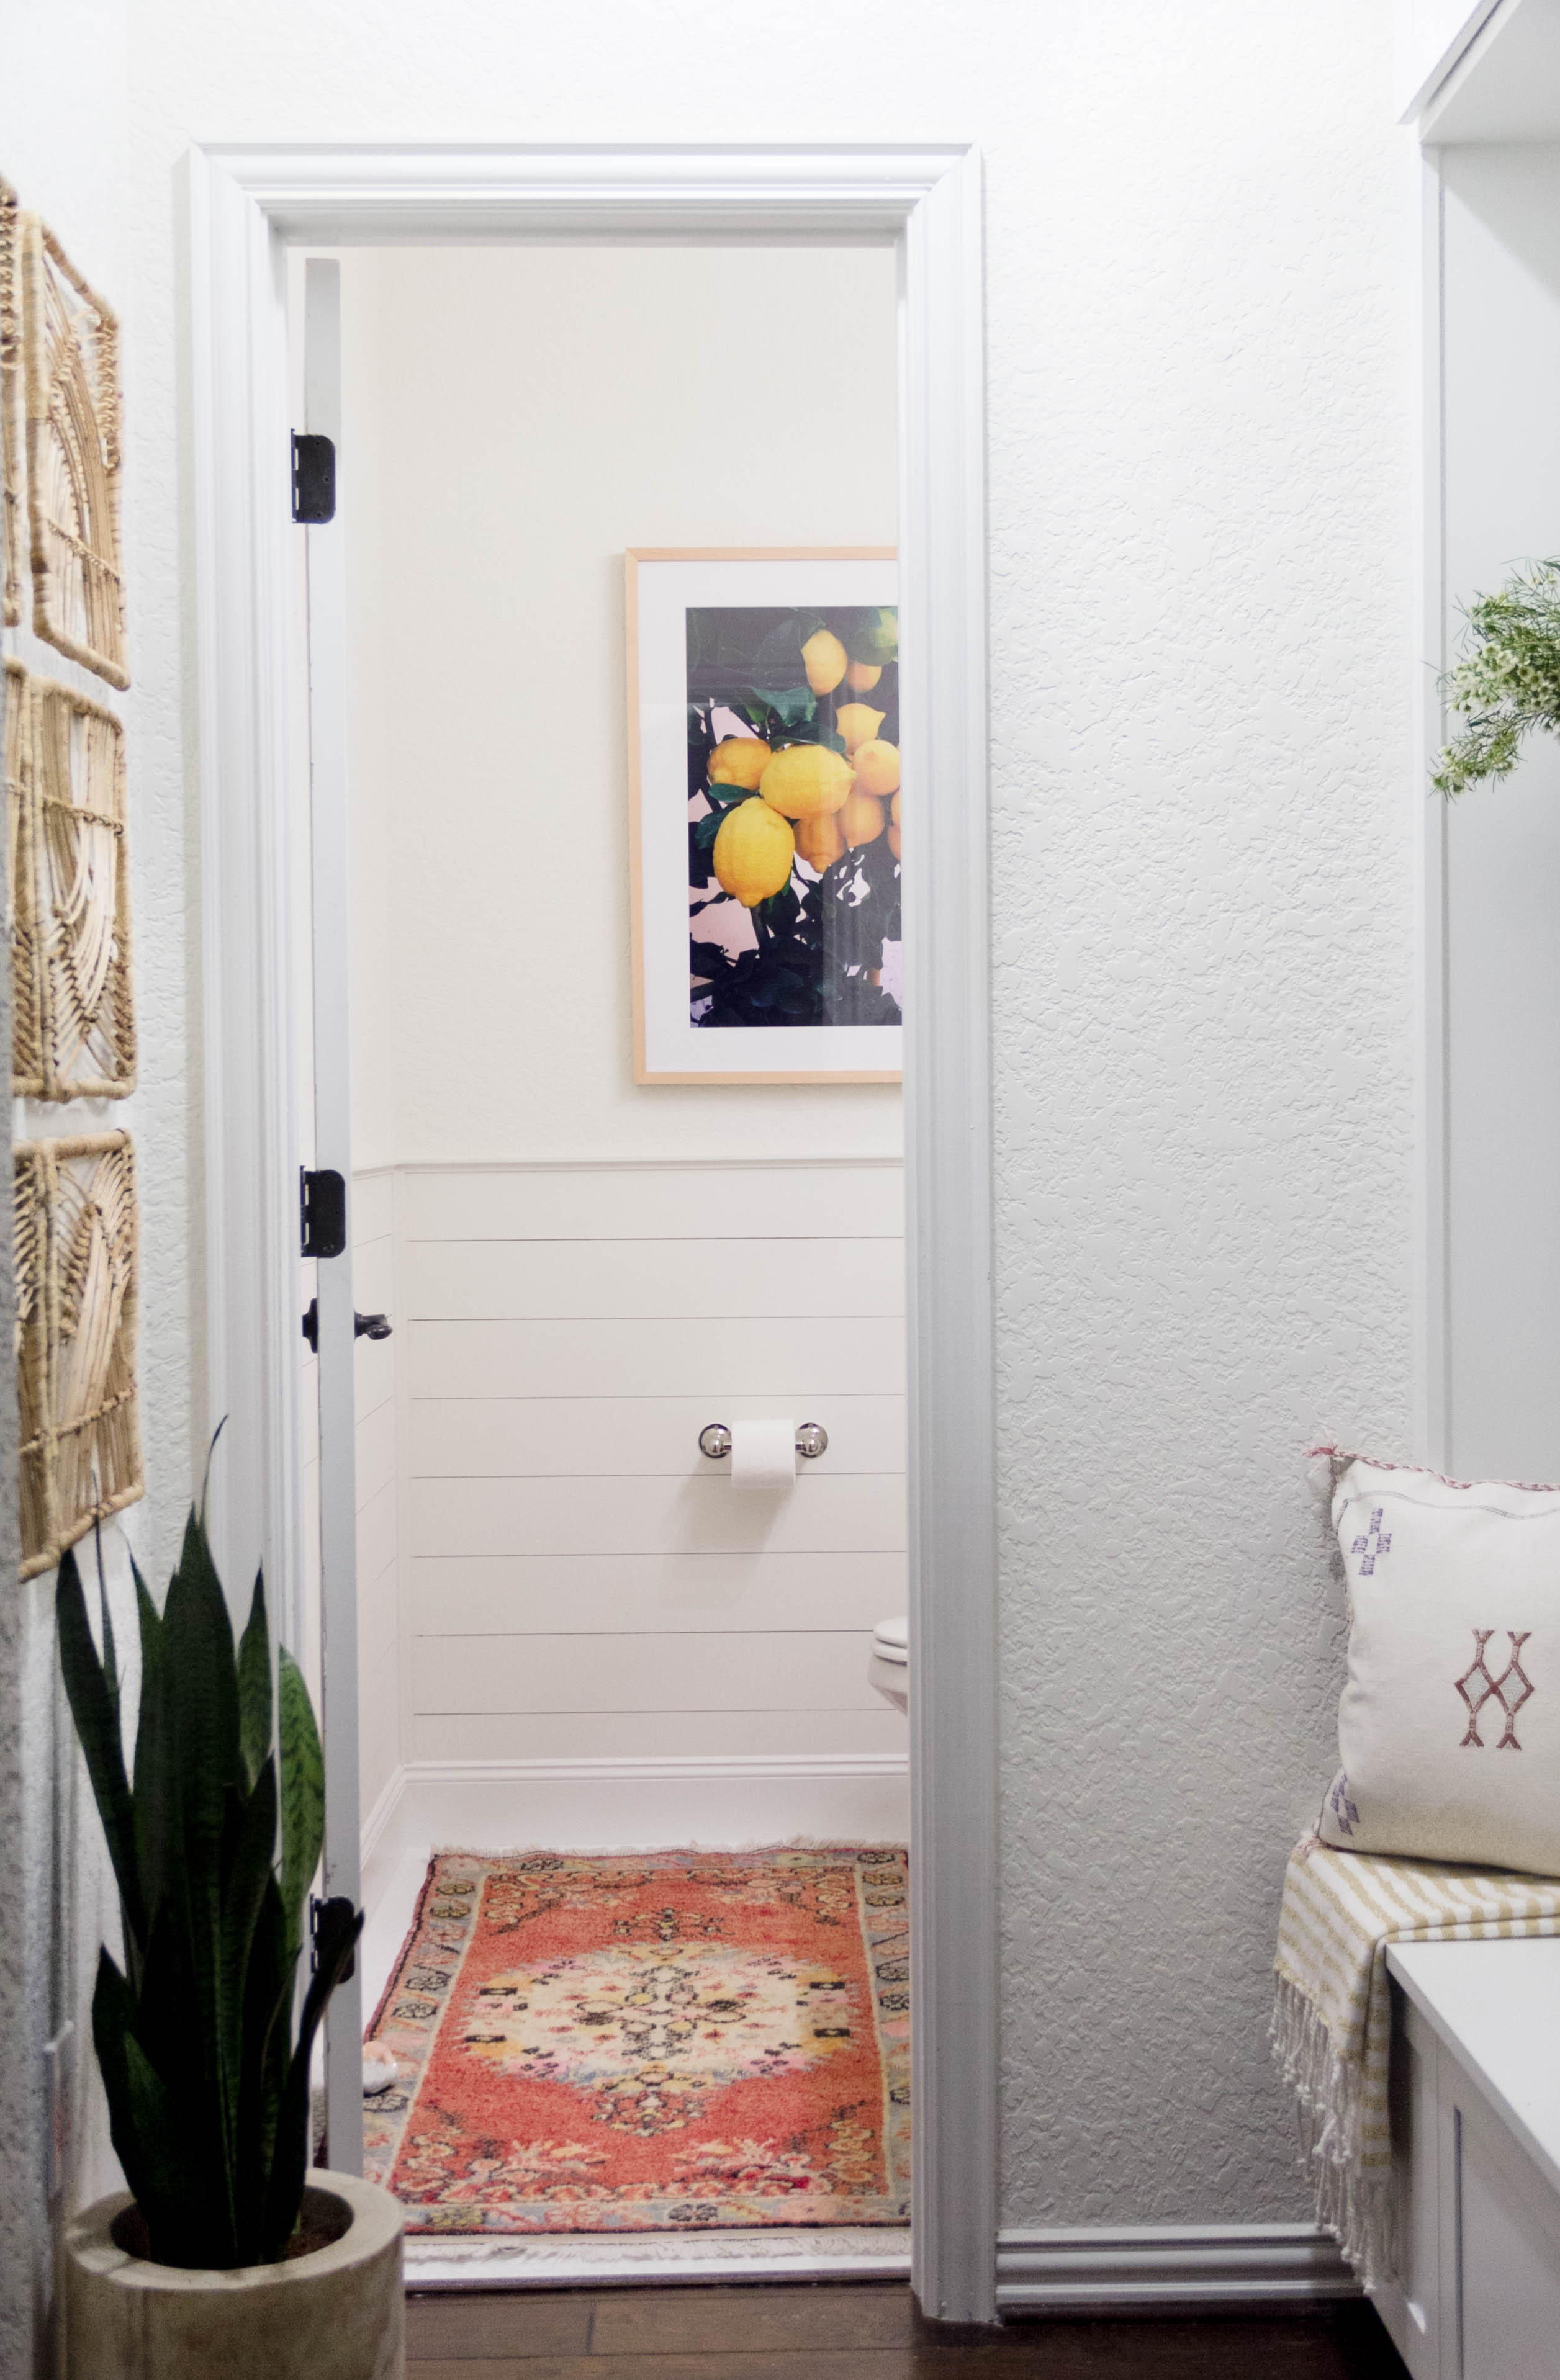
[186,140,998,2324]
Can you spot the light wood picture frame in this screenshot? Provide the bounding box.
[22,214,128,689]
[626,547,900,1085]
[14,1131,143,1579]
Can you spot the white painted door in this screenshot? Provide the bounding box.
[300,256,364,2175]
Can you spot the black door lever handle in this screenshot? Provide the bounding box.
[302,1300,394,1352]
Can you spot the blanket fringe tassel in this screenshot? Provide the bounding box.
[1271,1974,1393,2292]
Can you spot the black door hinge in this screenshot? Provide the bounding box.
[310,1892,357,1983]
[300,1167,346,1259]
[291,431,336,523]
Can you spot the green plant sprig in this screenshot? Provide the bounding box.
[57,1493,359,2268]
[1435,559,1560,796]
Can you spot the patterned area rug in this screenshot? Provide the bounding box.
[364,1846,911,2235]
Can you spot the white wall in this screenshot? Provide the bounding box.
[7,0,1417,2262]
[1440,145,1560,1480]
[342,242,901,1165]
[335,244,906,1787]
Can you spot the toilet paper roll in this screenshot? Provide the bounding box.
[729,1417,796,1491]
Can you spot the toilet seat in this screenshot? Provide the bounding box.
[872,1615,908,1666]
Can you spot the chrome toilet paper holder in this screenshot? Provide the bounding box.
[699,1422,827,1461]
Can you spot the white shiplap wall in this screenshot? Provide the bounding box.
[394,1159,908,1765]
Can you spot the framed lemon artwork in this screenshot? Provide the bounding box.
[626,549,901,1084]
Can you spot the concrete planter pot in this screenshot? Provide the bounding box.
[63,2171,404,2380]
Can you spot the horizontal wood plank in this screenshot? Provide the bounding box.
[410,1473,906,1560]
[410,1630,883,1715]
[408,1394,905,1478]
[405,1705,908,1763]
[352,1168,394,1246]
[588,2287,916,2355]
[407,2358,919,2380]
[356,1480,397,1599]
[356,1394,397,1506]
[401,1236,903,1321]
[398,1164,903,1243]
[406,1317,904,1401]
[410,1550,906,1635]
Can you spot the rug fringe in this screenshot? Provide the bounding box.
[1270,1972,1391,2289]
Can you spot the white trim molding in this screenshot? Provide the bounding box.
[995,2225,1358,2316]
[400,1751,910,1786]
[359,1752,913,1869]
[186,140,995,2324]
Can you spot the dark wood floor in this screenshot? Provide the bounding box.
[405,2283,1412,2378]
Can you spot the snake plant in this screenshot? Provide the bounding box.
[57,1490,362,2268]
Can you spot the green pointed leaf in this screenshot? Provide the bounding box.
[131,1556,173,1951]
[92,1525,120,1727]
[163,1504,243,1831]
[237,1571,271,1794]
[753,683,815,729]
[220,1758,279,2154]
[92,1949,204,2260]
[58,1549,145,1970]
[277,1648,324,1969]
[263,1902,362,2259]
[235,1878,295,2245]
[160,1505,246,2239]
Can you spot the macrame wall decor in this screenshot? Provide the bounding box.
[1,179,21,629]
[29,670,135,1099]
[6,657,44,1096]
[22,213,128,689]
[14,1132,143,1579]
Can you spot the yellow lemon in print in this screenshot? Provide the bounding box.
[712,798,795,907]
[709,737,770,791]
[759,742,855,820]
[795,812,846,873]
[891,788,900,826]
[841,791,886,848]
[845,657,882,693]
[852,739,899,797]
[889,821,901,860]
[835,703,886,755]
[802,628,849,696]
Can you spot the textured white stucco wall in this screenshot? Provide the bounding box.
[2,0,1416,2264]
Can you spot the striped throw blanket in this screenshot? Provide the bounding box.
[1272,1836,1560,2286]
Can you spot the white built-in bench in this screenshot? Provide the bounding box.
[1380,1939,1560,2379]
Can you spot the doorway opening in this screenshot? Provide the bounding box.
[290,238,910,2285]
[189,141,994,2324]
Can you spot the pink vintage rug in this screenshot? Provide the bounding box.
[363,1846,911,2234]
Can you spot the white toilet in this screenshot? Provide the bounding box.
[868,1615,908,1711]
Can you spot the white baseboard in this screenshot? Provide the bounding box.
[995,2225,1359,2314]
[360,1752,911,1872]
[359,1763,408,1867]
[404,1751,908,1786]
[404,2226,911,2290]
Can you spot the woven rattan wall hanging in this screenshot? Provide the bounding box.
[5,657,44,1096]
[28,670,135,1099]
[22,214,128,689]
[14,1131,143,1579]
[1,180,20,629]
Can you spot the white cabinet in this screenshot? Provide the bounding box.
[1379,1940,1560,2379]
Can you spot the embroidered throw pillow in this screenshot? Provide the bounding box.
[1318,1453,1560,1876]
